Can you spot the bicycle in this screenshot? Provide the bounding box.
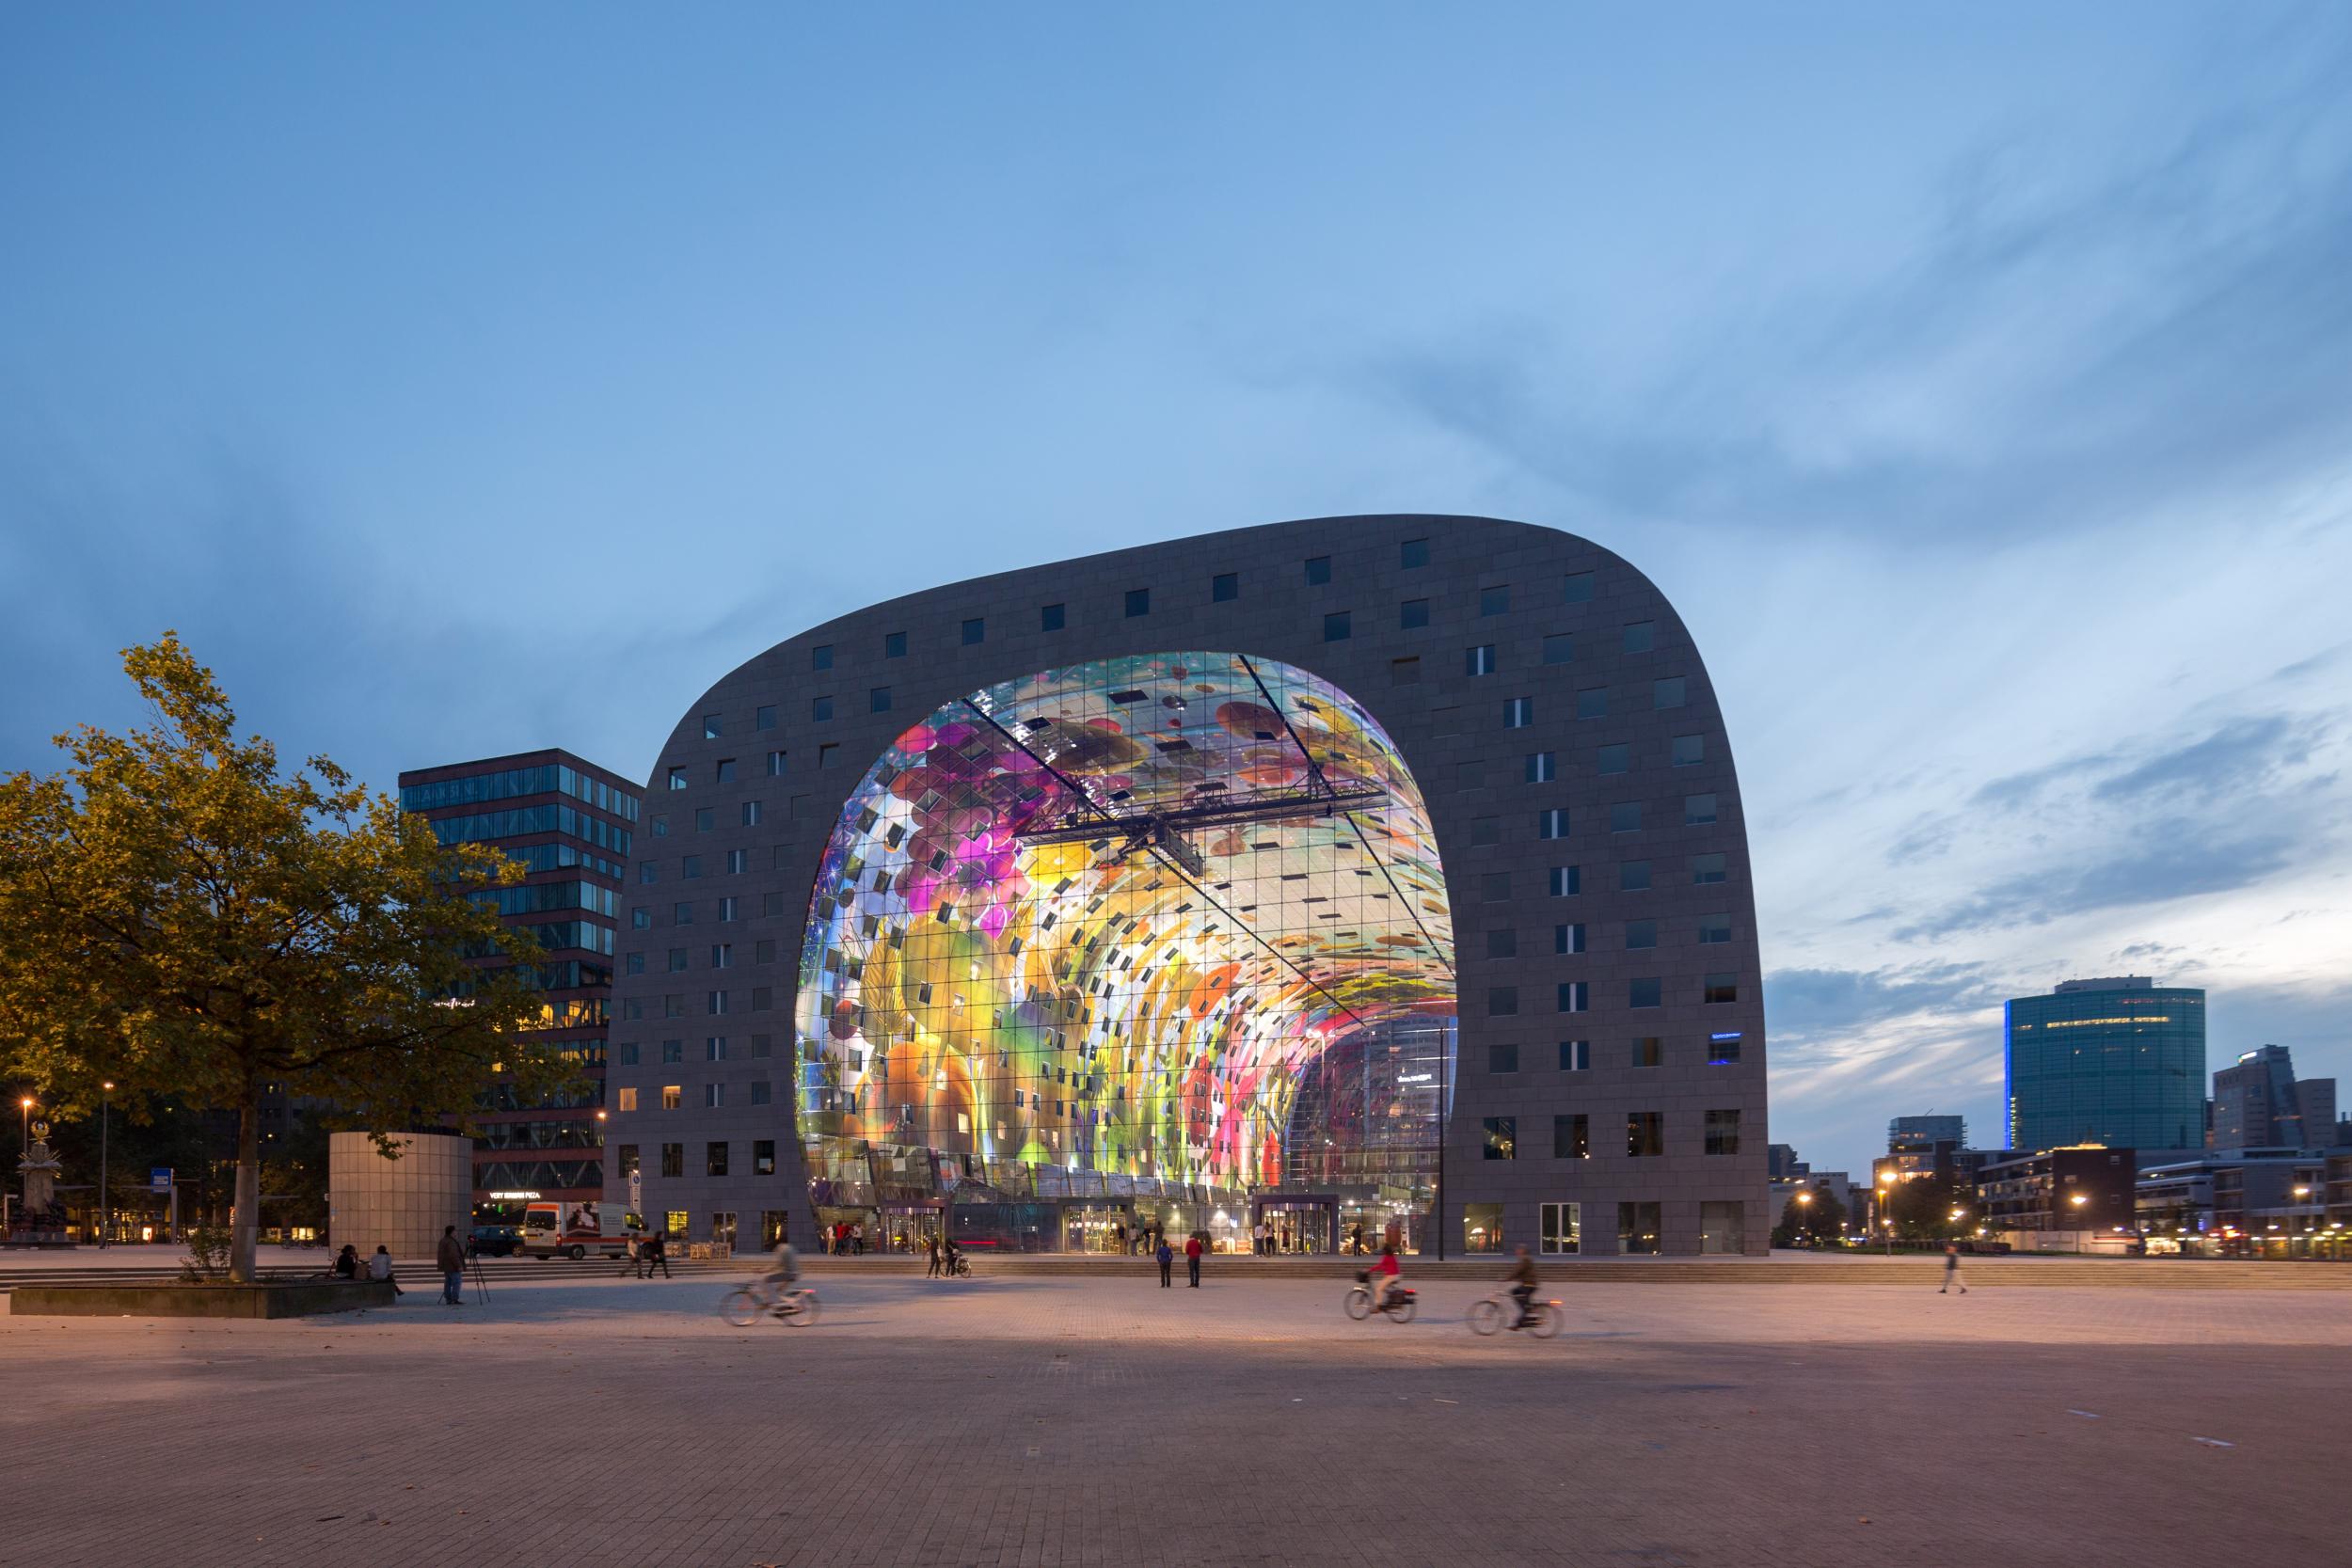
[721,1279,821,1326]
[1467,1290,1562,1338]
[1343,1281,1417,1323]
[942,1253,972,1278]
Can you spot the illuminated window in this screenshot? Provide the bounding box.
[617,1087,639,1112]
[1483,1117,1517,1160]
[754,1139,776,1175]
[1541,1200,1581,1254]
[1708,1033,1741,1065]
[660,1085,682,1111]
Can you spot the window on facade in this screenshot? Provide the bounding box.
[1041,603,1066,631]
[1540,633,1573,667]
[626,953,645,976]
[726,849,749,874]
[1538,808,1568,839]
[651,815,669,837]
[1708,1033,1742,1065]
[618,1042,641,1066]
[1705,1109,1741,1156]
[1125,588,1151,617]
[1466,644,1498,676]
[1577,689,1608,721]
[1399,597,1431,629]
[1704,974,1738,1005]
[1549,864,1581,896]
[752,1033,772,1058]
[632,908,652,930]
[1564,571,1594,603]
[660,1141,683,1177]
[1620,861,1650,892]
[1632,1035,1662,1067]
[1698,912,1731,944]
[1554,922,1585,954]
[1629,977,1662,1009]
[1611,801,1642,832]
[1526,751,1556,783]
[1654,677,1687,709]
[885,630,907,657]
[766,750,786,776]
[1597,744,1629,776]
[1541,1201,1581,1254]
[1471,816,1501,847]
[1486,927,1518,959]
[1685,793,1717,826]
[707,1140,729,1176]
[754,1138,776,1176]
[705,1031,727,1057]
[961,618,985,646]
[1692,853,1726,884]
[754,939,773,963]
[1626,1113,1663,1158]
[1553,1116,1589,1160]
[704,1083,724,1108]
[660,1085,682,1112]
[870,687,892,714]
[1401,537,1429,568]
[1391,656,1421,685]
[1618,1201,1661,1254]
[1487,986,1519,1017]
[1325,611,1352,641]
[1480,585,1509,616]
[666,767,687,791]
[1558,980,1589,1013]
[661,1039,683,1063]
[673,901,693,926]
[695,807,715,832]
[662,996,683,1019]
[1212,571,1238,602]
[1622,622,1654,654]
[707,990,729,1015]
[811,644,833,672]
[1488,1041,1519,1073]
[1304,555,1331,585]
[1673,734,1705,766]
[667,947,688,973]
[1483,1117,1517,1160]
[617,1086,639,1112]
[763,891,786,917]
[681,856,702,879]
[1503,697,1533,728]
[1625,919,1656,950]
[811,696,833,721]
[1481,871,1512,902]
[616,1144,640,1177]
[1559,1039,1590,1071]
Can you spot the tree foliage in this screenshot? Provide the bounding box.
[0,634,568,1278]
[1772,1182,1850,1246]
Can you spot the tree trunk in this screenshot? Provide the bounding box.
[230,1097,261,1283]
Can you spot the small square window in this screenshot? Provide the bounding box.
[1577,689,1608,721]
[1212,572,1239,602]
[1692,853,1726,884]
[1622,622,1654,654]
[1471,816,1502,847]
[1304,555,1331,585]
[1626,1113,1663,1158]
[1698,912,1731,944]
[1525,752,1556,783]
[1041,603,1066,631]
[1542,633,1573,665]
[618,1086,640,1112]
[667,946,688,972]
[1391,656,1422,685]
[1401,538,1429,568]
[1654,676,1688,710]
[650,816,669,837]
[632,909,651,930]
[1705,1108,1741,1155]
[1486,987,1518,1017]
[1632,1035,1662,1068]
[870,687,892,714]
[673,902,694,925]
[766,750,786,776]
[661,1085,682,1112]
[1456,762,1486,792]
[725,848,748,874]
[682,856,702,879]
[1629,978,1662,1009]
[1400,598,1430,629]
[1125,588,1151,617]
[714,758,736,784]
[1548,864,1581,896]
[1625,919,1657,950]
[1610,801,1641,833]
[811,644,833,672]
[1557,980,1589,1013]
[705,1132,727,1165]
[666,767,688,791]
[755,705,776,731]
[741,800,762,827]
[1502,697,1533,728]
[811,696,834,721]
[617,1044,640,1067]
[717,896,739,922]
[1537,808,1568,839]
[1673,734,1706,767]
[695,807,715,832]
[705,1033,728,1058]
[1708,1032,1742,1065]
[1480,585,1509,616]
[1685,793,1718,825]
[1705,973,1739,1005]
[702,714,723,739]
[1486,927,1518,959]
[640,861,659,884]
[661,1039,684,1063]
[1467,645,1498,676]
[961,618,985,646]
[1324,610,1352,641]
[1563,571,1594,603]
[1481,872,1512,902]
[1482,1117,1517,1160]
[1554,922,1585,954]
[1559,1039,1590,1071]
[627,952,646,976]
[1597,744,1630,775]
[885,630,907,657]
[750,1080,771,1106]
[1552,1115,1589,1160]
[1620,860,1651,891]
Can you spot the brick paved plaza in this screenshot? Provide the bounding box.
[5,1267,2344,1567]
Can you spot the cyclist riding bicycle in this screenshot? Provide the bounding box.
[1367,1243,1402,1311]
[765,1235,801,1314]
[941,1236,964,1277]
[1504,1243,1539,1329]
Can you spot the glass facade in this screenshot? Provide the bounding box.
[795,652,1456,1236]
[2005,983,2205,1152]
[400,763,640,820]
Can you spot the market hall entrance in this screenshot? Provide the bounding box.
[1252,1195,1338,1254]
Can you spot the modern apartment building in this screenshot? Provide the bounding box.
[2004,976,2205,1155]
[2211,1044,2338,1151]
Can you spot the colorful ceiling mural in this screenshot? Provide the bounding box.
[796,652,1456,1193]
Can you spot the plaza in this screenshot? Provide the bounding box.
[7,1262,2344,1567]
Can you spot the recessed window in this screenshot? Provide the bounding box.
[660,1039,684,1063]
[1391,656,1422,685]
[1629,978,1662,1009]
[650,816,669,837]
[702,714,723,739]
[1486,927,1518,959]
[706,1133,727,1168]
[1483,1117,1517,1160]
[811,696,834,721]
[1558,980,1589,1013]
[961,618,985,646]
[1692,853,1726,885]
[661,1085,683,1112]
[1654,677,1688,710]
[1610,801,1642,833]
[1597,744,1630,775]
[640,861,659,884]
[1626,1112,1663,1158]
[755,705,776,731]
[632,909,651,930]
[811,644,833,672]
[1554,922,1585,955]
[1559,1039,1590,1071]
[1698,912,1731,944]
[1400,598,1430,629]
[1466,644,1498,675]
[1402,538,1429,568]
[717,896,739,922]
[1488,1041,1519,1073]
[1471,816,1502,847]
[1526,751,1556,783]
[1708,1033,1742,1065]
[817,743,837,768]
[1563,571,1594,604]
[870,687,892,714]
[1673,734,1705,767]
[1552,1117,1589,1160]
[1705,1109,1741,1156]
[705,1032,727,1057]
[714,758,735,784]
[1212,572,1239,602]
[659,1141,683,1175]
[1620,861,1651,891]
[726,848,748,874]
[681,856,702,879]
[1548,864,1581,896]
[1480,585,1510,616]
[1632,1035,1662,1067]
[1325,610,1352,641]
[741,800,762,827]
[667,946,688,972]
[885,630,907,657]
[666,767,687,791]
[1481,871,1512,902]
[1625,919,1657,950]
[695,807,715,832]
[617,1086,639,1112]
[1577,689,1608,721]
[766,750,786,776]
[1456,762,1486,792]
[1502,697,1533,728]
[1622,622,1654,654]
[1125,588,1150,617]
[1542,633,1573,665]
[1705,973,1739,1005]
[1486,986,1519,1018]
[1537,808,1568,840]
[1304,555,1331,585]
[1685,793,1718,825]
[750,1080,771,1107]
[1041,603,1066,631]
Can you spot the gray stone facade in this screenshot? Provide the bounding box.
[603,515,1769,1255]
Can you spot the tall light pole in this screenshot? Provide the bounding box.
[2069,1191,2090,1255]
[98,1082,114,1248]
[1878,1171,1895,1256]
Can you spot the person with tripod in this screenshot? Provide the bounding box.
[437,1226,467,1307]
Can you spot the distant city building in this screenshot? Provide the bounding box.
[2212,1045,2337,1152]
[2138,1148,2331,1257]
[1767,1143,1807,1180]
[1888,1114,1965,1152]
[2004,976,2204,1155]
[397,750,639,1224]
[1977,1146,2136,1233]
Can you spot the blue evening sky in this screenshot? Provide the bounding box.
[5,6,2348,1178]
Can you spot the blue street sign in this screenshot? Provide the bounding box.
[150,1167,172,1192]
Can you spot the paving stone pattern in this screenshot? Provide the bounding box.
[4,1273,2343,1567]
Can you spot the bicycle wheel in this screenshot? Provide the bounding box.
[784,1291,819,1326]
[1343,1287,1373,1321]
[1389,1294,1418,1324]
[1530,1301,1562,1339]
[1467,1298,1503,1337]
[721,1288,764,1327]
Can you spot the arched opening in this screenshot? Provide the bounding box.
[795,652,1455,1254]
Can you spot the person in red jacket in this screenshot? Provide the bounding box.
[1368,1243,1402,1311]
[1184,1230,1204,1288]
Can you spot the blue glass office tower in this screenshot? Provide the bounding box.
[2004,976,2204,1154]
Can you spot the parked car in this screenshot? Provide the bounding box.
[469,1224,524,1258]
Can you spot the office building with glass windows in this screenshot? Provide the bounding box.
[601,515,1769,1256]
[2004,976,2206,1157]
[398,750,639,1222]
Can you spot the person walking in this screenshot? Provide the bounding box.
[644,1228,672,1279]
[1156,1235,1174,1288]
[927,1231,943,1278]
[1184,1230,1203,1288]
[368,1243,403,1297]
[622,1230,641,1278]
[1940,1241,1969,1294]
[1349,1223,1366,1257]
[437,1225,467,1307]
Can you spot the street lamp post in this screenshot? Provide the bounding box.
[2069,1191,2090,1254]
[1878,1173,1895,1256]
[98,1082,114,1248]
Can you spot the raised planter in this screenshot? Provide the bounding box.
[8,1279,397,1318]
